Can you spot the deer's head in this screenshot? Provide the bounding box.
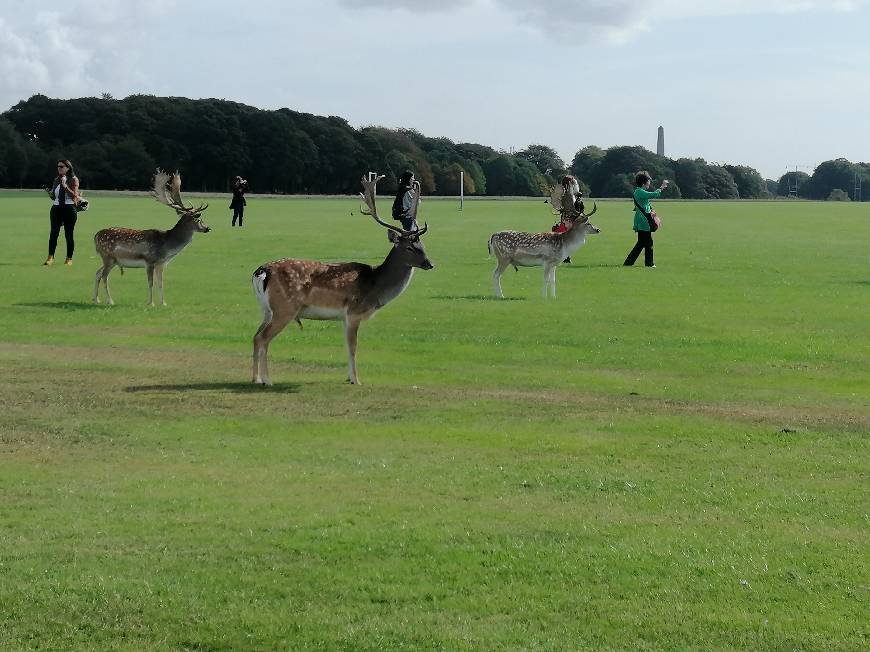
[387,226,434,270]
[360,171,434,271]
[180,209,211,233]
[569,202,600,235]
[152,169,211,233]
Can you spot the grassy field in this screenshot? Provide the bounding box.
[0,191,867,651]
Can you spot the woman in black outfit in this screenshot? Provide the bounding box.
[44,159,80,266]
[230,176,248,226]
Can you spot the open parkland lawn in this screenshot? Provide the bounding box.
[0,190,867,651]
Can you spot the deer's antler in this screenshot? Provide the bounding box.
[152,169,208,215]
[576,202,597,223]
[359,171,405,234]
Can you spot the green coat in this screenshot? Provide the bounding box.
[632,187,661,232]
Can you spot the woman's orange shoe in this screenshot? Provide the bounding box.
[64,258,73,266]
[43,256,54,266]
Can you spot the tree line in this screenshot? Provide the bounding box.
[0,94,867,201]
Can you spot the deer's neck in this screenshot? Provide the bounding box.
[558,226,587,253]
[163,218,195,254]
[370,247,414,308]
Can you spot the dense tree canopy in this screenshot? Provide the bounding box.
[0,94,864,200]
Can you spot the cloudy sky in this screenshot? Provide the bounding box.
[1,0,867,178]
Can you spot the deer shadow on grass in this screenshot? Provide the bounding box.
[431,294,525,301]
[125,382,301,394]
[15,301,105,311]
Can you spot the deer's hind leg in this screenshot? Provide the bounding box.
[253,298,300,386]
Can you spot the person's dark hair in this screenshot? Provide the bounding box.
[54,159,75,185]
[635,171,651,187]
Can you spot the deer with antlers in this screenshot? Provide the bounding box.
[92,170,210,306]
[488,202,599,299]
[251,172,433,386]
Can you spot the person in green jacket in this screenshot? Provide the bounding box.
[624,171,668,267]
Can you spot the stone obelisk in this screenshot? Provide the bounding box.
[656,126,665,157]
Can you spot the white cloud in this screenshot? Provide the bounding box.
[0,1,177,110]
[336,0,868,43]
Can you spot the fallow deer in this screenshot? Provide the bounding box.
[488,203,598,299]
[92,170,210,306]
[251,172,433,386]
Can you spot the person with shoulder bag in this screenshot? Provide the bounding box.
[44,159,82,266]
[623,170,667,268]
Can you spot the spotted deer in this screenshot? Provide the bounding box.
[251,172,433,386]
[488,203,598,298]
[92,171,210,306]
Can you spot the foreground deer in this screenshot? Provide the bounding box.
[251,172,433,386]
[93,171,210,306]
[488,203,598,298]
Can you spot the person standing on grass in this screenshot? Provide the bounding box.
[230,176,248,227]
[623,171,668,268]
[44,159,81,266]
[391,170,417,232]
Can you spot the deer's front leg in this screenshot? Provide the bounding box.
[146,265,155,306]
[549,265,557,298]
[344,316,362,385]
[156,265,166,306]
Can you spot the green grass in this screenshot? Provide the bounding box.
[0,191,867,651]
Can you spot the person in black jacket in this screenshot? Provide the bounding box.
[230,176,248,226]
[44,159,81,265]
[391,170,417,231]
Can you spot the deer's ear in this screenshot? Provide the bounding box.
[387,230,401,243]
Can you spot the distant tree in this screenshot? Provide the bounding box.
[434,162,475,196]
[515,144,566,184]
[481,155,546,196]
[827,188,850,201]
[805,158,862,200]
[765,179,779,197]
[570,145,604,192]
[777,171,810,197]
[462,158,486,195]
[0,119,28,187]
[600,173,634,198]
[673,158,705,199]
[661,181,682,199]
[723,164,766,199]
[700,166,739,199]
[591,146,674,197]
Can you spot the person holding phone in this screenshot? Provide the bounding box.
[623,171,667,268]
